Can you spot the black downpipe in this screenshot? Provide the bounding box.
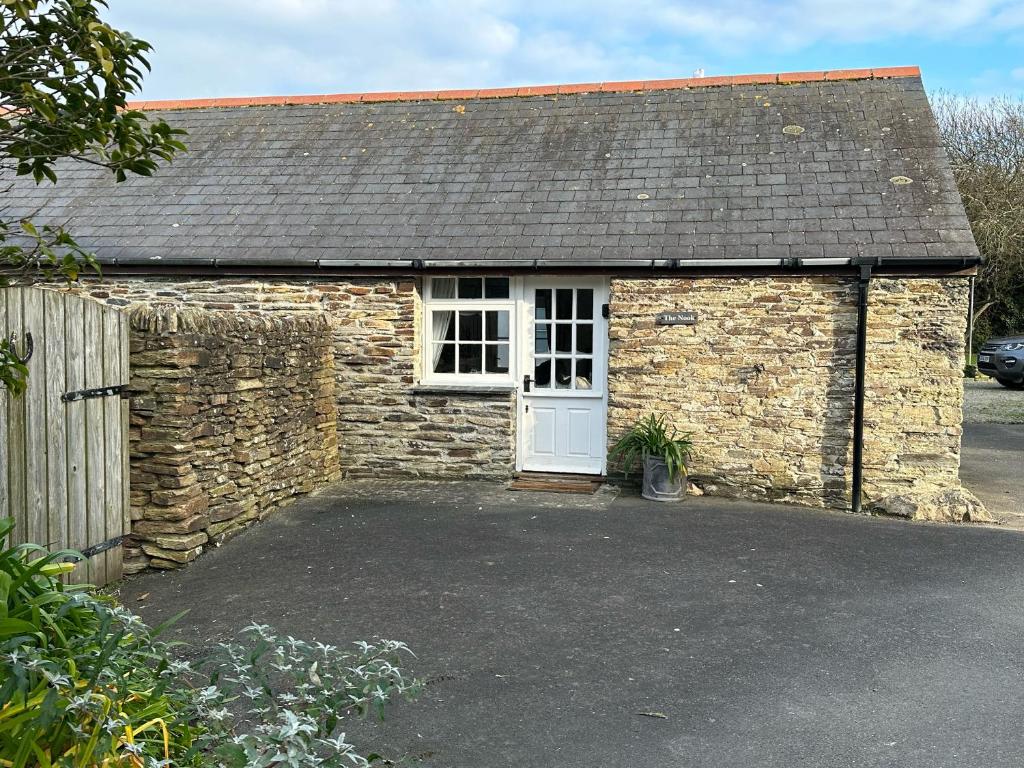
[851,263,872,514]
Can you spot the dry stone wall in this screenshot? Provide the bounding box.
[607,275,970,508]
[71,278,515,481]
[124,306,340,571]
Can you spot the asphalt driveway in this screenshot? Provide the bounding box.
[120,482,1024,768]
[960,378,1024,527]
[962,423,1024,527]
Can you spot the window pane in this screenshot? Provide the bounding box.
[431,277,456,299]
[576,324,593,354]
[535,289,552,320]
[535,358,551,387]
[459,311,482,341]
[575,358,593,389]
[555,357,572,389]
[577,289,594,320]
[459,344,483,373]
[485,310,509,341]
[556,289,573,320]
[432,310,456,341]
[433,343,455,373]
[555,324,572,354]
[458,278,483,299]
[535,323,550,354]
[486,344,510,373]
[485,277,510,299]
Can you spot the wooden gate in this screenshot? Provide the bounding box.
[0,287,130,585]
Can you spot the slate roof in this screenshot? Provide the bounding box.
[1,67,979,270]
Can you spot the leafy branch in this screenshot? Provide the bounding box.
[0,0,185,392]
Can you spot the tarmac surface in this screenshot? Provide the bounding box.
[121,481,1024,768]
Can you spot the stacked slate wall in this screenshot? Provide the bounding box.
[73,278,516,480]
[124,306,340,571]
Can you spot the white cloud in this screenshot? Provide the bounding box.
[106,0,1024,98]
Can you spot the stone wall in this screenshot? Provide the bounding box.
[73,274,969,515]
[607,276,970,509]
[861,278,969,500]
[70,278,516,480]
[124,306,340,571]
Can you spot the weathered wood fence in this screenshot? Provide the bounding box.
[0,287,129,585]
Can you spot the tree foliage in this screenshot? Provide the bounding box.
[0,0,185,392]
[933,93,1024,345]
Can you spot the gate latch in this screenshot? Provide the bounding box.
[62,384,127,403]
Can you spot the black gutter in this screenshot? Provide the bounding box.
[96,255,982,279]
[850,259,873,515]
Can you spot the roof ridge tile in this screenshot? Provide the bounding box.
[127,66,922,111]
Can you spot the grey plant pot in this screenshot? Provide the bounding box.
[641,455,686,502]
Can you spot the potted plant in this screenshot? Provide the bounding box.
[609,413,694,502]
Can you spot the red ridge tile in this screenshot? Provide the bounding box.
[825,68,875,80]
[727,73,779,85]
[872,65,921,78]
[557,82,603,94]
[778,71,826,83]
[125,66,922,110]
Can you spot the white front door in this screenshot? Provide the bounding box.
[518,278,608,475]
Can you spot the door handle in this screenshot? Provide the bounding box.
[523,374,532,393]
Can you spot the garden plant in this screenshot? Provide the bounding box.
[0,518,420,767]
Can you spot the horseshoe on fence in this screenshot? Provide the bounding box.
[6,331,34,364]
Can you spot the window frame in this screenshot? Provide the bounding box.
[421,276,518,385]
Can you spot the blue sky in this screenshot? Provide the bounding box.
[107,1,1024,99]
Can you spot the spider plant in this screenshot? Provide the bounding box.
[609,413,693,481]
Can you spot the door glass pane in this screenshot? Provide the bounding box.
[485,277,510,299]
[433,343,455,373]
[432,310,456,341]
[535,358,551,387]
[432,277,456,299]
[458,278,483,299]
[556,289,573,320]
[486,344,510,374]
[459,344,483,373]
[535,289,552,320]
[555,324,572,354]
[485,310,509,341]
[458,311,482,341]
[576,358,593,389]
[554,357,572,389]
[576,324,593,354]
[535,323,551,354]
[576,289,594,320]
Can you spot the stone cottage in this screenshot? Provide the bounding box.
[2,66,984,568]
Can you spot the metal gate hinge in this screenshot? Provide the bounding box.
[62,384,127,403]
[79,535,126,559]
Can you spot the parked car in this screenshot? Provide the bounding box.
[978,335,1024,388]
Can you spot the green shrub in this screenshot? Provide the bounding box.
[0,518,421,766]
[0,517,200,766]
[185,625,422,767]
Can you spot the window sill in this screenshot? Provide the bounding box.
[412,383,516,396]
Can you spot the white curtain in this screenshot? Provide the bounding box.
[432,310,454,370]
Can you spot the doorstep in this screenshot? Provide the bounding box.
[509,471,606,495]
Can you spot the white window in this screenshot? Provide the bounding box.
[423,276,515,384]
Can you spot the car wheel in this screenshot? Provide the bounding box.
[996,377,1024,390]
